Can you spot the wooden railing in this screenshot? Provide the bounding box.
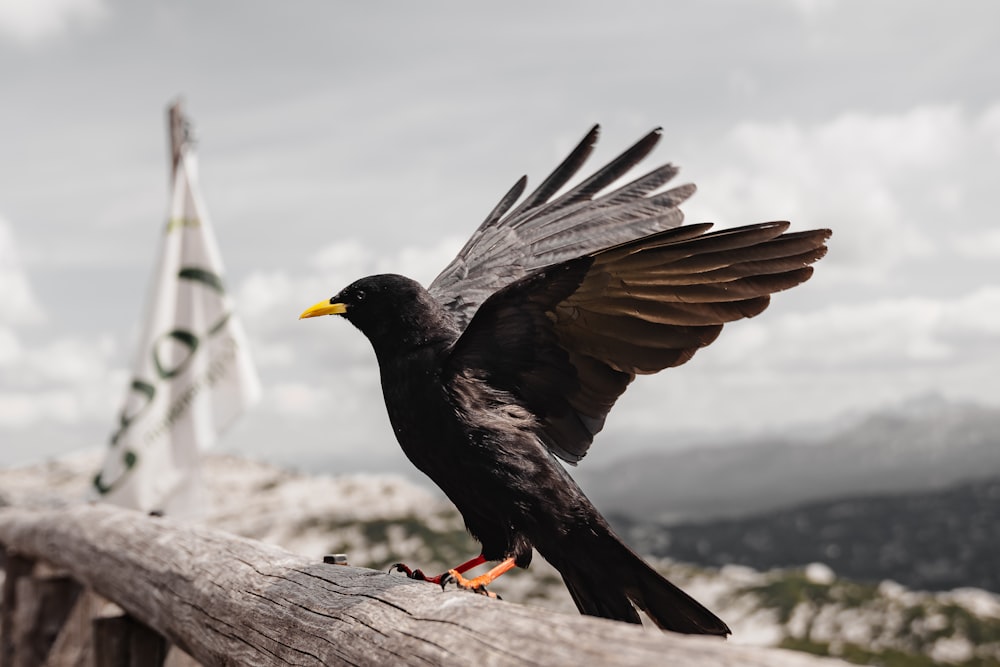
[0,504,844,666]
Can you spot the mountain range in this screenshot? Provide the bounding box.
[575,395,1000,524]
[611,475,1000,594]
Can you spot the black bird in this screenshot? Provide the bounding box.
[301,126,830,636]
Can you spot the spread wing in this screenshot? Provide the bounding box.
[428,125,694,330]
[445,221,831,463]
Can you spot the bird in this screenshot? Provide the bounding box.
[300,125,830,636]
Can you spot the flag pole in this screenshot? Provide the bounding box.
[167,100,188,182]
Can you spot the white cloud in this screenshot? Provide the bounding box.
[978,102,1000,155]
[0,327,19,365]
[250,340,296,369]
[238,236,465,356]
[238,240,381,336]
[603,285,1000,439]
[0,390,79,427]
[307,239,373,275]
[701,285,1000,371]
[0,216,44,325]
[22,334,117,384]
[0,218,123,433]
[685,105,988,286]
[0,332,121,428]
[0,0,106,44]
[946,285,1000,336]
[589,281,1000,438]
[783,0,836,18]
[375,235,464,287]
[810,106,964,169]
[953,228,1000,259]
[267,382,333,417]
[236,271,300,328]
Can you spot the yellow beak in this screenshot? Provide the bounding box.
[299,300,348,319]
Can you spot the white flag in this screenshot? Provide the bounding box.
[93,121,260,515]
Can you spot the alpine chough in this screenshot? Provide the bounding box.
[301,126,830,635]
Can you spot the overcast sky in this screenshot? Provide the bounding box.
[1,1,999,475]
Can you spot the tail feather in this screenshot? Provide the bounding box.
[561,571,642,625]
[626,552,731,636]
[553,530,730,636]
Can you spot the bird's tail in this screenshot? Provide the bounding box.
[553,527,731,636]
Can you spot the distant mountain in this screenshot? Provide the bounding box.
[576,396,1000,523]
[611,476,1000,594]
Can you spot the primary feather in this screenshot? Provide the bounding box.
[429,126,696,329]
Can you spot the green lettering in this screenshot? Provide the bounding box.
[153,330,199,379]
[179,266,225,294]
[93,449,138,495]
[109,379,156,447]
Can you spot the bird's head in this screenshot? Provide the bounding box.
[299,274,458,353]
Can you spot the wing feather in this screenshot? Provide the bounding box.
[429,126,691,328]
[447,222,831,462]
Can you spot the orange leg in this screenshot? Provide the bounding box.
[391,554,486,585]
[451,554,488,576]
[446,557,517,598]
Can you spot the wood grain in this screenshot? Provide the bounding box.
[0,504,846,667]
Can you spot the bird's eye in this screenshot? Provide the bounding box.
[355,290,366,301]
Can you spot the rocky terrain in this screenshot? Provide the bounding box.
[613,477,1000,595]
[3,451,1000,665]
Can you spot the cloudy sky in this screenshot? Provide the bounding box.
[1,1,998,475]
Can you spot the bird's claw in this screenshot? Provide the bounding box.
[389,563,441,583]
[390,563,419,578]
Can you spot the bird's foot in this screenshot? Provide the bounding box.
[389,554,487,585]
[439,557,517,599]
[440,570,502,599]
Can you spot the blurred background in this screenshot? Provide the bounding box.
[2,2,999,664]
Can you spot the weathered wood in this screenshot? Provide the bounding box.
[126,615,168,667]
[163,646,202,667]
[0,505,847,667]
[10,574,81,667]
[43,589,108,667]
[93,615,130,667]
[94,613,168,667]
[1,553,35,667]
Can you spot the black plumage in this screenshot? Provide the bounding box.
[300,126,830,636]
